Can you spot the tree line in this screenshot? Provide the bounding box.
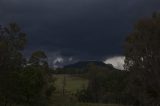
[0,12,160,106]
[0,23,55,106]
[76,12,160,106]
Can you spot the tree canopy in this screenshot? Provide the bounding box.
[0,23,54,106]
[124,13,160,106]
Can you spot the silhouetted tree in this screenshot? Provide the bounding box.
[0,23,55,106]
[76,64,129,104]
[124,12,160,106]
[0,23,27,106]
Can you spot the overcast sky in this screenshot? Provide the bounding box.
[1,0,160,67]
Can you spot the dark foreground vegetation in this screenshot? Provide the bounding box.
[0,12,160,106]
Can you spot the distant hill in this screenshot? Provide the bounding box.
[54,61,119,74]
[64,61,112,69]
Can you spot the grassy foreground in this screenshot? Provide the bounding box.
[52,75,128,106]
[51,103,126,106]
[54,74,88,93]
[77,103,126,106]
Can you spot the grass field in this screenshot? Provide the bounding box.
[77,103,126,106]
[53,75,128,106]
[54,74,88,93]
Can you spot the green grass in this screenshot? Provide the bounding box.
[6,76,128,106]
[77,103,126,106]
[51,102,126,106]
[54,74,88,93]
[53,75,128,106]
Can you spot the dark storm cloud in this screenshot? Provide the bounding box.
[1,0,160,64]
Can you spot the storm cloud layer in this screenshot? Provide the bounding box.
[1,0,160,66]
